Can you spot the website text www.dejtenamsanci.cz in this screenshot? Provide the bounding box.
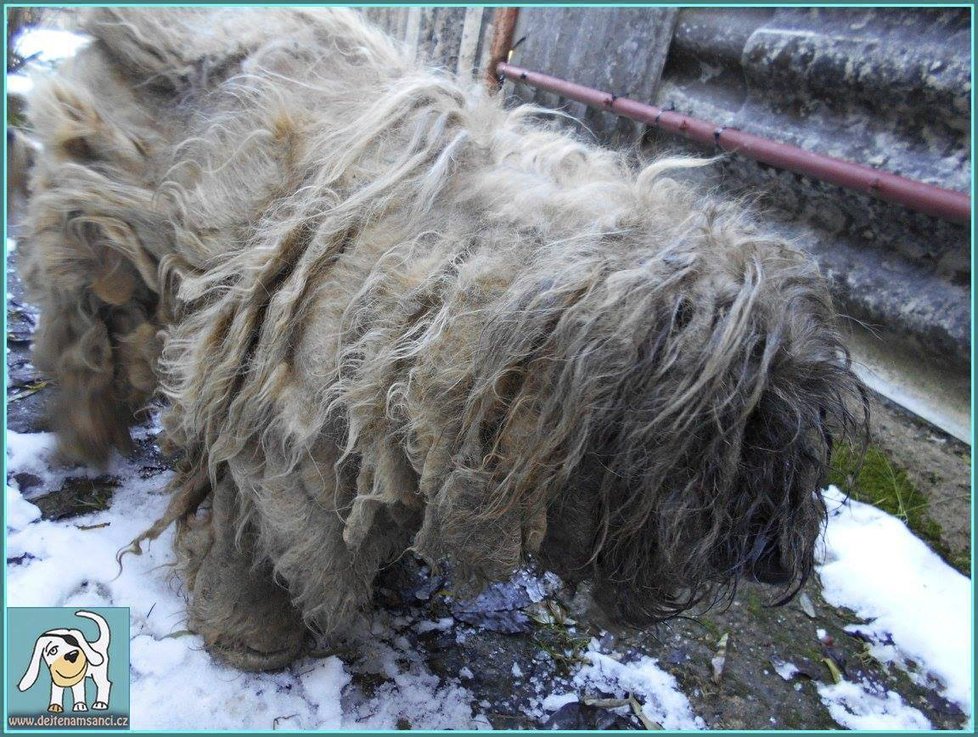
[8,714,129,728]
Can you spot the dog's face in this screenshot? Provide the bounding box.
[41,634,90,686]
[514,232,868,625]
[19,630,98,692]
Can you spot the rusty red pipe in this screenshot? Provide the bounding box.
[486,7,519,89]
[485,8,520,90]
[499,61,971,224]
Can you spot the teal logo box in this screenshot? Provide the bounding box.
[7,607,130,730]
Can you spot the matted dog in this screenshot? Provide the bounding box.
[18,610,112,712]
[20,8,866,670]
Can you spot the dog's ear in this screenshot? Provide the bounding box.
[18,637,48,691]
[68,629,104,667]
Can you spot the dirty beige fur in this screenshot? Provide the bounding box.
[21,8,866,670]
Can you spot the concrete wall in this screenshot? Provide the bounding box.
[364,7,972,441]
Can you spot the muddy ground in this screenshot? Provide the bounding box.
[5,246,970,729]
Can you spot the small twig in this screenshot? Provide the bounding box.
[272,713,298,730]
[821,656,843,684]
[162,629,194,639]
[627,694,662,730]
[75,522,110,531]
[7,379,51,401]
[582,697,629,708]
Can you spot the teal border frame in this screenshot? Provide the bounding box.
[2,1,974,734]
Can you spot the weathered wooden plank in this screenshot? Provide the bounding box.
[456,7,485,80]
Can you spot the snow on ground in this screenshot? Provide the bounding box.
[816,678,932,730]
[5,418,493,730]
[818,485,973,723]
[5,428,699,729]
[6,430,971,729]
[6,73,33,96]
[7,430,106,491]
[8,28,92,96]
[13,28,90,63]
[571,648,705,730]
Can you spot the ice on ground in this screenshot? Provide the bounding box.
[415,616,453,633]
[299,656,350,728]
[6,431,59,482]
[6,484,41,531]
[818,485,972,718]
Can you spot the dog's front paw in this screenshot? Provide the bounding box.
[48,704,63,713]
[72,702,88,712]
[92,701,109,710]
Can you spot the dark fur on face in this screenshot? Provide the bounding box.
[20,7,867,670]
[423,220,867,625]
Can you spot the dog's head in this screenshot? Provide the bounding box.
[18,630,102,691]
[449,207,867,624]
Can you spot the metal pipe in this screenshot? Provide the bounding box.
[485,7,520,91]
[499,61,971,224]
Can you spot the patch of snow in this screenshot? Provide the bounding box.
[6,484,41,531]
[299,656,351,728]
[818,486,972,719]
[5,423,488,730]
[772,659,800,681]
[512,567,562,603]
[342,654,485,730]
[541,692,578,711]
[6,430,106,499]
[6,74,33,95]
[15,28,90,63]
[572,650,705,730]
[817,678,932,730]
[415,616,453,633]
[6,430,59,480]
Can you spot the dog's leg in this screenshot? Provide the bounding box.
[182,475,305,672]
[48,685,64,713]
[91,670,111,710]
[22,63,171,465]
[70,681,87,711]
[242,442,413,641]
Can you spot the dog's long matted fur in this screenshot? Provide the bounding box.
[21,8,866,669]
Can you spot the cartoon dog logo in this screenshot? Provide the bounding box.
[17,610,112,713]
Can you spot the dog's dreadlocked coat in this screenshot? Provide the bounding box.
[20,8,866,670]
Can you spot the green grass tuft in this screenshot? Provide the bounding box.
[828,445,968,574]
